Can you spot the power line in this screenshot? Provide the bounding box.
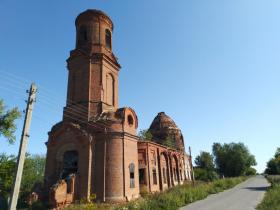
[0,84,104,131]
[0,86,26,99]
[0,70,113,131]
[0,75,89,119]
[0,70,93,115]
[0,70,31,83]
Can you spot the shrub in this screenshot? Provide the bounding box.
[194,168,218,182]
[267,175,280,186]
[140,185,149,198]
[30,201,48,210]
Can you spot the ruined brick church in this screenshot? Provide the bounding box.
[43,9,193,208]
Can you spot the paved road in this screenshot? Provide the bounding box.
[180,176,270,210]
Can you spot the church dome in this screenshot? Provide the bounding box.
[148,112,185,151]
[75,9,113,29]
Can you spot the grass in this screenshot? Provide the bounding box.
[65,203,113,210]
[114,177,246,210]
[257,175,280,210]
[65,177,247,210]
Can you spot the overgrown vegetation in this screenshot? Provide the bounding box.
[162,135,176,149]
[257,175,280,210]
[138,130,177,149]
[138,129,177,149]
[65,177,247,210]
[0,153,45,210]
[138,129,153,141]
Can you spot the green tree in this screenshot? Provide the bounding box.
[212,142,256,177]
[245,167,257,176]
[195,151,215,170]
[138,129,153,140]
[0,99,21,144]
[274,147,280,158]
[0,153,45,209]
[0,153,17,199]
[18,154,46,208]
[194,151,218,181]
[265,148,280,175]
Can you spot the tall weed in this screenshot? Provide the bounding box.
[257,175,280,210]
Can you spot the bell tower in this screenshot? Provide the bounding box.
[63,9,121,122]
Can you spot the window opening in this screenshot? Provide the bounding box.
[163,167,167,184]
[79,25,88,43]
[127,115,134,126]
[105,29,111,49]
[180,169,182,180]
[62,150,78,179]
[139,168,146,185]
[153,169,157,185]
[129,163,135,188]
[66,177,72,193]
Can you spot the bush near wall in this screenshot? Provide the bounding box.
[257,175,280,210]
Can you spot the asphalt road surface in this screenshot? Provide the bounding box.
[180,176,270,210]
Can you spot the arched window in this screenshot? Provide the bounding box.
[78,25,88,45]
[105,29,111,49]
[129,163,135,188]
[62,150,78,179]
[106,74,114,105]
[127,115,134,126]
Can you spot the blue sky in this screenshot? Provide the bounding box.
[1,0,280,173]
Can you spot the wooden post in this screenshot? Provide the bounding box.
[8,83,37,210]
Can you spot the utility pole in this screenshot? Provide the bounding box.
[189,146,195,187]
[8,83,37,210]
